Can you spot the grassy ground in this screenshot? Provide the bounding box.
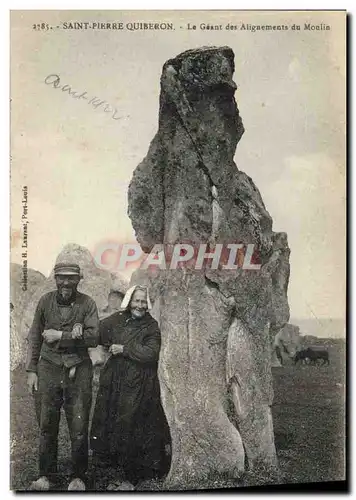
[272,363,345,485]
[10,346,345,491]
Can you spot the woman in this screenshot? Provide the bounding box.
[90,285,170,490]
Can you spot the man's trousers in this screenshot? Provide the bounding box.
[34,358,93,480]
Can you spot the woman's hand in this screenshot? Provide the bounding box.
[27,372,38,395]
[109,344,124,356]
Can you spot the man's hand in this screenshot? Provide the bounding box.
[72,323,83,339]
[109,344,124,356]
[42,329,62,343]
[27,372,38,395]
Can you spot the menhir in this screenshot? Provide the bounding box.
[128,46,290,489]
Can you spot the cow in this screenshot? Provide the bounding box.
[294,347,330,366]
[294,349,310,365]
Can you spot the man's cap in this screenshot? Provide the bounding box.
[54,263,81,276]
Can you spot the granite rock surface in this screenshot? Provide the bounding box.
[131,46,291,487]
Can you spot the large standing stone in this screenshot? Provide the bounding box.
[128,47,290,488]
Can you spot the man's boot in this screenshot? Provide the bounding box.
[68,477,86,491]
[30,476,50,491]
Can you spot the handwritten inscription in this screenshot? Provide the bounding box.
[44,74,127,122]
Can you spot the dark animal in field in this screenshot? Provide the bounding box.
[294,349,310,365]
[294,347,330,366]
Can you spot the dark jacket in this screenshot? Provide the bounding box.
[26,290,99,372]
[90,310,170,477]
[99,310,161,365]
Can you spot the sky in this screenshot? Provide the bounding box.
[10,10,346,321]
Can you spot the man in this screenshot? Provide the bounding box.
[26,262,99,491]
[90,285,171,490]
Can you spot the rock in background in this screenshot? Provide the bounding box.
[10,263,46,370]
[273,324,302,366]
[128,47,290,488]
[100,273,129,318]
[10,304,23,372]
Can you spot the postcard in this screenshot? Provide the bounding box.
[10,10,346,491]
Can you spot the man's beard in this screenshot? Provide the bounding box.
[57,286,77,305]
[131,307,146,319]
